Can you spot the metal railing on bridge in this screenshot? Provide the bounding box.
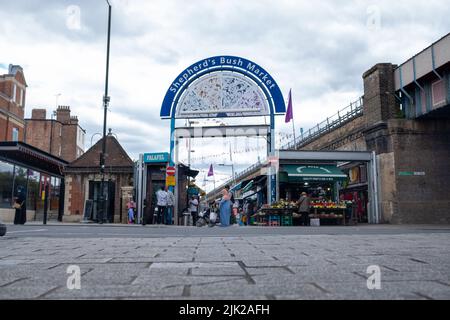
[281,96,364,150]
[206,159,265,200]
[206,96,364,199]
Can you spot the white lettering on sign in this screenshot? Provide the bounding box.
[170,57,278,94]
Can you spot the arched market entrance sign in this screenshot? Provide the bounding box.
[160,56,286,119]
[160,56,286,222]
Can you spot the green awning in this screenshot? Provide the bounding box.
[241,180,254,193]
[281,165,347,182]
[231,181,243,192]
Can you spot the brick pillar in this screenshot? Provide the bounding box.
[362,63,398,126]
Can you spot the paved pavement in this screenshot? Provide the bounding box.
[0,224,449,300]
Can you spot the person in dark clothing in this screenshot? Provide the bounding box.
[246,200,254,226]
[14,188,26,225]
[296,192,310,226]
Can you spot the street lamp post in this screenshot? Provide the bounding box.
[98,0,112,224]
[90,133,102,148]
[218,164,235,186]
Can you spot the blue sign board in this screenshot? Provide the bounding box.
[160,55,286,119]
[143,153,169,164]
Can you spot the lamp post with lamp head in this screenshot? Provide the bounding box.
[98,0,112,224]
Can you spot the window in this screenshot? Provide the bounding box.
[12,128,19,142]
[59,145,62,157]
[12,84,17,102]
[50,177,61,211]
[20,89,24,107]
[26,170,40,210]
[13,165,28,199]
[0,161,14,208]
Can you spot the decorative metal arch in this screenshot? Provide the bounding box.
[161,56,286,119]
[160,56,286,215]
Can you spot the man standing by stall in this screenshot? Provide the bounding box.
[297,192,311,226]
[189,195,199,226]
[155,186,168,225]
[165,187,175,225]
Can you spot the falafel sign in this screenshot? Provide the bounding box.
[160,56,286,119]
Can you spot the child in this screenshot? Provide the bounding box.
[128,207,134,224]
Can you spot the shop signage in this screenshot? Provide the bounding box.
[160,55,286,119]
[166,175,176,186]
[144,152,169,164]
[187,186,199,195]
[296,166,333,174]
[399,171,426,176]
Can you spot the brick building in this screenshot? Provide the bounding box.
[0,65,27,142]
[63,133,134,223]
[25,106,86,163]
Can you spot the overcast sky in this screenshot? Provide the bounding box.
[1,0,449,190]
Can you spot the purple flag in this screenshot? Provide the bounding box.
[285,89,293,123]
[207,164,214,177]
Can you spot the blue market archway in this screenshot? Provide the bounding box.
[161,56,286,119]
[160,56,286,211]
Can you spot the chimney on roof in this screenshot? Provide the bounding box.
[8,64,23,75]
[70,115,78,125]
[56,105,71,124]
[31,109,47,120]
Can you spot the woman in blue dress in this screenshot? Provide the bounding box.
[219,188,232,227]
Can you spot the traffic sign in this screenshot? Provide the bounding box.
[166,175,176,186]
[166,166,176,176]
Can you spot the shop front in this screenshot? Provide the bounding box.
[339,163,369,223]
[248,164,349,226]
[136,152,199,225]
[245,151,380,226]
[0,142,67,222]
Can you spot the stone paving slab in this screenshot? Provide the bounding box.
[0,227,449,300]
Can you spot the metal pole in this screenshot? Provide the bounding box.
[99,1,112,224]
[137,154,143,224]
[43,184,49,225]
[229,143,235,186]
[174,138,179,225]
[371,151,380,224]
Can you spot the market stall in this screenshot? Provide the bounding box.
[250,199,353,227]
[308,200,348,226]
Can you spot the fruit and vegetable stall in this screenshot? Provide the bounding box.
[250,199,351,226]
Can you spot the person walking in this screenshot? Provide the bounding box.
[166,187,175,225]
[189,195,199,226]
[126,197,136,224]
[13,187,26,225]
[297,192,311,226]
[155,186,168,225]
[246,200,254,226]
[219,188,232,227]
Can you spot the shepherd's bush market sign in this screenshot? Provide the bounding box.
[160,55,286,118]
[169,57,277,93]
